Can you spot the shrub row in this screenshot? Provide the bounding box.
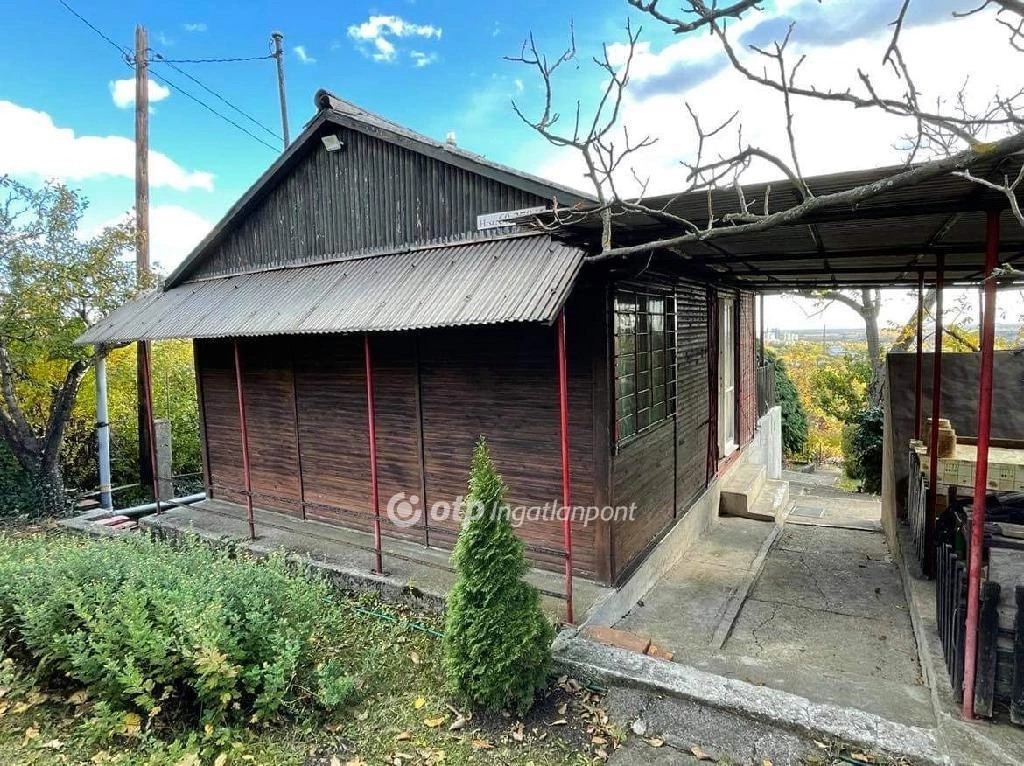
[0,534,355,730]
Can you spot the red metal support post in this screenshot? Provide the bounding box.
[364,334,384,575]
[556,310,575,624]
[138,341,162,513]
[914,271,924,441]
[924,255,945,578]
[232,340,256,540]
[962,211,1000,720]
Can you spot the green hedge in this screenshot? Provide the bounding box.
[0,535,355,730]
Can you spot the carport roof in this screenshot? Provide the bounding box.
[543,154,1024,291]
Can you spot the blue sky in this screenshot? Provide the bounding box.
[2,1,1020,329]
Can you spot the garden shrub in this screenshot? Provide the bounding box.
[766,350,809,457]
[844,406,884,493]
[444,437,555,715]
[0,534,356,732]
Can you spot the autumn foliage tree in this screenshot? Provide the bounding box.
[0,178,136,515]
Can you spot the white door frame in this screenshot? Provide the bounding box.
[719,296,738,457]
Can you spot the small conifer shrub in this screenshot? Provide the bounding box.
[443,437,555,714]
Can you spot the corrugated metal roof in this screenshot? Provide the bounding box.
[77,234,585,346]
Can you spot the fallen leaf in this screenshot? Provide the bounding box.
[214,754,228,766]
[850,754,871,763]
[68,690,88,705]
[511,722,525,742]
[395,731,412,742]
[557,701,568,715]
[691,745,713,761]
[344,759,364,766]
[423,717,446,728]
[356,709,370,721]
[471,738,493,750]
[592,736,608,745]
[645,737,664,748]
[595,748,609,760]
[330,758,341,766]
[409,652,420,665]
[41,739,64,750]
[762,760,773,766]
[549,718,567,726]
[413,697,426,710]
[122,712,142,736]
[449,716,468,731]
[23,725,39,742]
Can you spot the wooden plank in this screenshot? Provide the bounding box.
[973,581,1001,717]
[1012,587,1024,725]
[192,339,212,497]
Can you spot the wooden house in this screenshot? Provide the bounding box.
[80,90,765,588]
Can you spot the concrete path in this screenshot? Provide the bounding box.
[609,484,934,730]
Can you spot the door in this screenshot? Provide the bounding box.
[719,296,737,457]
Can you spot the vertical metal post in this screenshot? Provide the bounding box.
[925,255,945,578]
[139,341,161,514]
[914,271,925,441]
[364,334,383,574]
[556,310,575,624]
[95,353,113,511]
[232,340,256,540]
[270,32,290,148]
[963,211,1000,720]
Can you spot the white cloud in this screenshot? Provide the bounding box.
[109,78,171,109]
[0,101,214,192]
[534,10,1024,198]
[183,23,207,33]
[410,50,438,68]
[293,45,316,64]
[348,14,442,64]
[93,205,214,274]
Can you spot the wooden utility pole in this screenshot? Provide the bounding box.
[135,24,153,486]
[271,32,290,147]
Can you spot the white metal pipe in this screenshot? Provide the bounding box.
[95,354,113,511]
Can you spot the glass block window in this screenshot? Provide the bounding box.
[613,288,676,445]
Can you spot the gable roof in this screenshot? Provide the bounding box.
[165,90,592,288]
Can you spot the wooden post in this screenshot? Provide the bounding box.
[924,255,945,578]
[135,25,153,487]
[271,32,290,147]
[962,210,1000,719]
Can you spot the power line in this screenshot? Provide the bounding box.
[152,52,282,142]
[54,0,130,59]
[53,0,280,153]
[147,69,281,152]
[153,54,274,64]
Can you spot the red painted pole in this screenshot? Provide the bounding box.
[139,341,162,513]
[962,211,1000,720]
[232,340,256,540]
[364,334,383,575]
[914,271,924,441]
[556,310,575,625]
[924,255,945,578]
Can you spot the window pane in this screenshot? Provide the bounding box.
[616,353,635,377]
[637,389,651,412]
[653,365,665,388]
[617,374,635,398]
[637,370,650,395]
[637,408,650,431]
[648,297,664,316]
[652,401,666,422]
[619,414,636,438]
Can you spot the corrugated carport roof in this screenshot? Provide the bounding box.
[543,155,1024,290]
[76,234,584,346]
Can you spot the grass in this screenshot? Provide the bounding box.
[0,532,623,766]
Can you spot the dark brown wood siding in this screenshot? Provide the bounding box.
[676,281,710,511]
[187,124,551,282]
[195,298,601,579]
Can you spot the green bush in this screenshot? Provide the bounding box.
[443,438,555,715]
[844,407,884,493]
[766,350,809,457]
[0,442,40,518]
[0,534,356,731]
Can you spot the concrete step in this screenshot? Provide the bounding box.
[747,478,791,524]
[719,463,767,518]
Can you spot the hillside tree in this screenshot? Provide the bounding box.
[0,177,136,515]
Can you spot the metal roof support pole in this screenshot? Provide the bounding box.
[95,353,113,511]
[364,334,384,575]
[232,340,256,540]
[556,310,575,625]
[962,210,1000,720]
[759,294,765,365]
[139,341,162,515]
[924,255,946,578]
[914,272,925,441]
